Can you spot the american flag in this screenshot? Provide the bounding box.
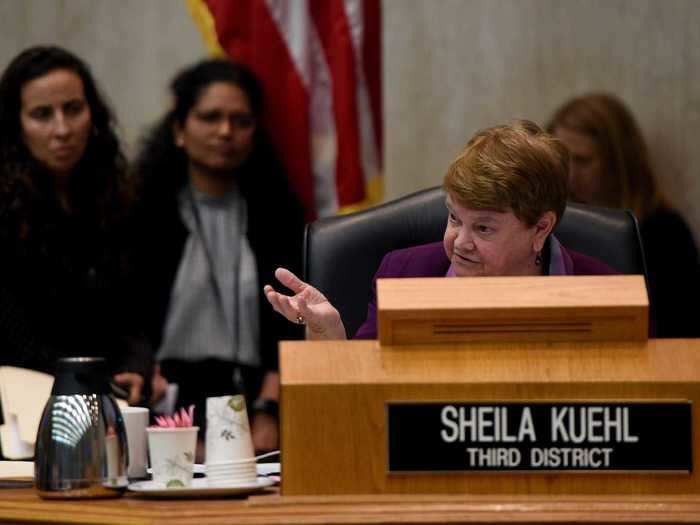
[188,0,383,220]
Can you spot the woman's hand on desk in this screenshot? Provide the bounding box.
[112,371,145,406]
[264,267,347,340]
[150,364,168,405]
[113,366,169,407]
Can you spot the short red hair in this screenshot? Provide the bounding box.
[444,119,569,226]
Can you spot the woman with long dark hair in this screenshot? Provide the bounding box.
[0,46,151,403]
[132,59,305,452]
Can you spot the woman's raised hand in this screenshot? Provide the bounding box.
[264,268,347,340]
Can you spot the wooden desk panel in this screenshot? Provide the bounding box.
[280,339,700,496]
[377,275,648,344]
[2,489,700,524]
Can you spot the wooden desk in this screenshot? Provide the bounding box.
[281,338,700,496]
[1,489,700,524]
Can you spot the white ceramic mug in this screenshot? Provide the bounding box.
[120,406,149,479]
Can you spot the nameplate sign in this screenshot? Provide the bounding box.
[387,402,691,472]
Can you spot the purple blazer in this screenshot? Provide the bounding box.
[353,241,617,340]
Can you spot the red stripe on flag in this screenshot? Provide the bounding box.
[205,0,316,220]
[362,0,383,168]
[309,0,366,207]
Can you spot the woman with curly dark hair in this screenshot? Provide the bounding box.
[131,59,305,452]
[0,46,151,405]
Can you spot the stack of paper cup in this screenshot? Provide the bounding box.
[205,395,257,486]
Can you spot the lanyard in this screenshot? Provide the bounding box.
[186,186,244,375]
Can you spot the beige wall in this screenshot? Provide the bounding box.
[1,0,699,239]
[384,0,700,241]
[0,0,206,154]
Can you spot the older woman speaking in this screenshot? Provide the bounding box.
[264,120,616,340]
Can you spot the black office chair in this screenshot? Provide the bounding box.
[303,186,648,338]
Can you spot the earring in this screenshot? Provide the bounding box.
[535,252,542,266]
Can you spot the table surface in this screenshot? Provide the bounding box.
[2,488,700,524]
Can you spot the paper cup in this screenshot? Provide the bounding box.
[105,430,121,483]
[205,457,257,466]
[206,465,256,475]
[147,427,198,488]
[120,407,149,479]
[205,395,254,465]
[205,453,257,485]
[207,468,257,486]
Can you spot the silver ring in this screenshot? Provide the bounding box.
[296,314,305,325]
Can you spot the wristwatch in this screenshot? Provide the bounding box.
[251,398,279,419]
